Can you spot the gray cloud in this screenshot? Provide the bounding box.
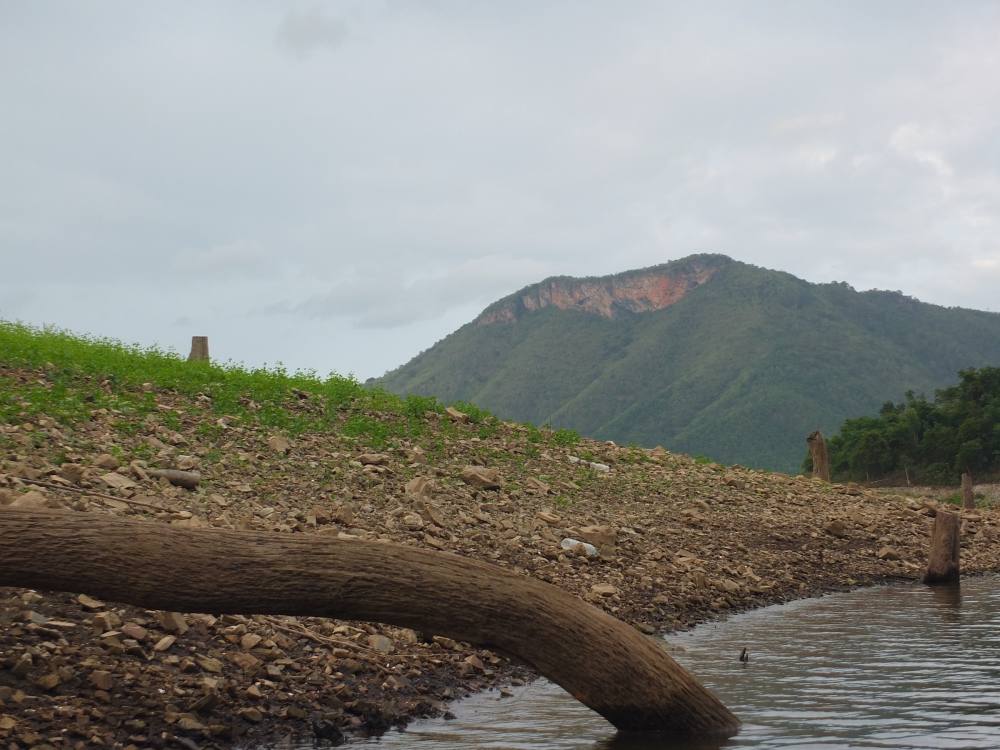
[2,1,1000,377]
[276,6,350,57]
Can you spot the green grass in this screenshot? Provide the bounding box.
[0,321,579,453]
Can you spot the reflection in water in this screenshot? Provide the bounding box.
[350,577,1000,749]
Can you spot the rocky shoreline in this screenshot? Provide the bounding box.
[2,365,999,748]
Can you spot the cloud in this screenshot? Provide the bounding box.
[275,7,350,57]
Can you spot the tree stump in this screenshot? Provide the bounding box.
[923,509,960,585]
[807,431,830,482]
[961,472,975,510]
[187,336,209,362]
[0,508,739,737]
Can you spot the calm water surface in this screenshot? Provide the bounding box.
[356,577,1000,749]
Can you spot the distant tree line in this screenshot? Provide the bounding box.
[807,367,1000,485]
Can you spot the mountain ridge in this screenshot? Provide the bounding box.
[379,255,1000,472]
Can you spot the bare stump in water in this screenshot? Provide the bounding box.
[0,507,739,737]
[923,509,960,585]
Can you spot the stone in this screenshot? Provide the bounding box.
[238,707,264,723]
[158,612,189,634]
[267,435,291,455]
[77,594,105,610]
[89,670,114,691]
[94,453,120,470]
[404,476,438,502]
[402,512,425,530]
[196,656,224,674]
[823,520,849,539]
[524,477,551,494]
[577,525,618,557]
[358,453,389,466]
[10,490,51,509]
[120,623,147,641]
[591,583,618,597]
[877,546,902,561]
[445,406,469,423]
[240,633,263,651]
[35,673,61,691]
[100,472,136,490]
[537,511,561,525]
[175,455,200,471]
[460,466,501,490]
[367,634,394,653]
[560,538,599,557]
[59,463,86,484]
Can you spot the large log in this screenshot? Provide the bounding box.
[807,431,831,482]
[0,508,738,737]
[923,509,960,585]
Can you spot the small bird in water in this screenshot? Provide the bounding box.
[739,647,749,663]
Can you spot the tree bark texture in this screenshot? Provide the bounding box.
[0,508,738,737]
[807,431,830,482]
[187,336,209,362]
[961,472,975,510]
[923,509,961,585]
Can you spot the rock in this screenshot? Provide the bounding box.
[445,406,469,423]
[406,446,427,464]
[368,634,394,653]
[196,656,224,674]
[238,707,264,723]
[77,594,105,610]
[267,435,291,455]
[537,511,561,525]
[153,635,176,652]
[560,538,599,557]
[525,477,552,494]
[460,466,501,490]
[877,546,902,561]
[240,633,263,651]
[93,611,121,631]
[35,673,61,691]
[120,623,147,641]
[405,476,438,502]
[158,612,189,634]
[591,583,618,597]
[89,670,114,691]
[10,490,55,509]
[100,472,136,490]
[11,652,32,677]
[823,520,849,539]
[147,469,200,490]
[59,463,85,484]
[94,453,119,470]
[358,453,389,466]
[402,512,425,530]
[577,525,618,557]
[175,455,200,471]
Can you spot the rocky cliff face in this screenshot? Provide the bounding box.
[476,256,725,325]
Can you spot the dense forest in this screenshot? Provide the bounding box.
[818,367,1000,485]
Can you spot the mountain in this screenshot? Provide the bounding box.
[378,254,1000,472]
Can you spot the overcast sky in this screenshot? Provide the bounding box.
[3,2,999,379]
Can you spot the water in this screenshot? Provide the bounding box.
[355,577,1000,749]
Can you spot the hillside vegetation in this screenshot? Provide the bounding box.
[4,322,1000,746]
[379,255,1000,472]
[820,367,1000,485]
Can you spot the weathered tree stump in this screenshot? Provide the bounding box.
[187,336,209,362]
[923,509,960,585]
[961,472,975,510]
[0,508,738,737]
[807,431,830,482]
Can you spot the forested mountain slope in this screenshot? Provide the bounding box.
[380,255,1000,472]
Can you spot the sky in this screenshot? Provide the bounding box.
[2,1,999,379]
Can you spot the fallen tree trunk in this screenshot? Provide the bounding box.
[0,508,738,737]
